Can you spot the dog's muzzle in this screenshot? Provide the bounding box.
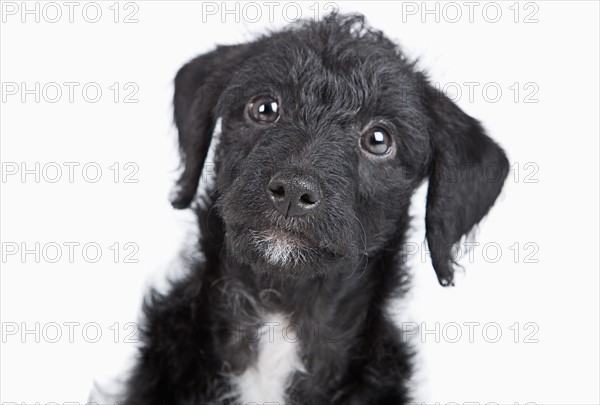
[219,163,361,271]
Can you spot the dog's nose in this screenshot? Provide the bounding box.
[268,171,322,217]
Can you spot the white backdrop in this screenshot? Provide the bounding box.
[1,1,599,404]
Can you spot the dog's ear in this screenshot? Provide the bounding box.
[420,76,509,286]
[171,44,250,209]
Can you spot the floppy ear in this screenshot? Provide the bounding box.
[171,44,250,209]
[421,77,509,286]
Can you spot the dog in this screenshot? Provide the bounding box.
[119,13,508,404]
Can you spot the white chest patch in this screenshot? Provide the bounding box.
[231,312,304,404]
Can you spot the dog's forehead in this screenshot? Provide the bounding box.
[232,29,418,109]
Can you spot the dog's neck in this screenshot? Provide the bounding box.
[209,240,405,350]
[197,196,408,334]
[225,257,371,317]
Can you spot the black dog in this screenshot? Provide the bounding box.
[121,14,508,404]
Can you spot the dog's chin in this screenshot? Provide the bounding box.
[225,226,339,276]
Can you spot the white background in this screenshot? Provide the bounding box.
[1,1,599,404]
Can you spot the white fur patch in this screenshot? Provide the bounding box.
[231,313,304,404]
[261,233,296,265]
[253,230,312,266]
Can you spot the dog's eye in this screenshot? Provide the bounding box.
[247,96,280,123]
[360,127,393,156]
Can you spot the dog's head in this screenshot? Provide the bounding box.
[170,14,508,286]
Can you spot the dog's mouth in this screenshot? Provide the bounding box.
[219,189,361,272]
[224,222,343,271]
[250,228,316,267]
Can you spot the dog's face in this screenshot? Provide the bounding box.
[171,15,508,286]
[215,31,431,276]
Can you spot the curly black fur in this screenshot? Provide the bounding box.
[120,13,508,404]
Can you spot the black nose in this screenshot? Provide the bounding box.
[268,171,322,217]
